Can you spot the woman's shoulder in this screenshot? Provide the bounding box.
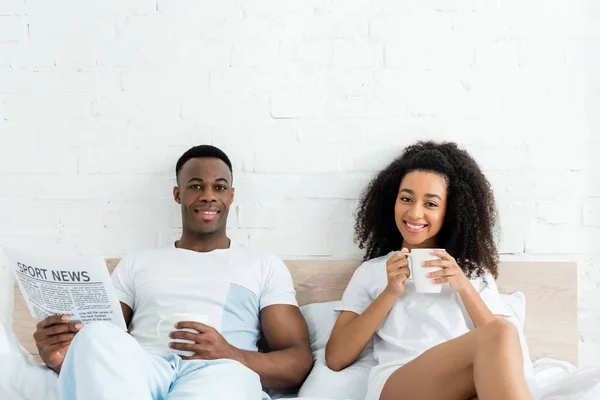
[354,251,395,275]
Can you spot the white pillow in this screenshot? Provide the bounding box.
[298,301,375,400]
[297,294,533,400]
[500,292,534,379]
[298,349,376,400]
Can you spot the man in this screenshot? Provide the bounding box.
[32,145,313,399]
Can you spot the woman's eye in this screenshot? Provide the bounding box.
[426,202,438,207]
[400,197,412,203]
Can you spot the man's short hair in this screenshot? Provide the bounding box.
[175,145,233,183]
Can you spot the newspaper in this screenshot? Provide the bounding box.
[3,246,127,331]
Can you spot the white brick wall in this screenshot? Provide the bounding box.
[0,0,599,368]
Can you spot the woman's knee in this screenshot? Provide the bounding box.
[478,319,519,345]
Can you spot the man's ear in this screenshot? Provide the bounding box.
[173,186,181,204]
[231,187,235,203]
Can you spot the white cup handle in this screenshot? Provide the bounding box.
[156,319,170,345]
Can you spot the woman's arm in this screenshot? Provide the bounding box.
[424,250,501,329]
[458,283,500,328]
[325,287,398,371]
[326,250,410,371]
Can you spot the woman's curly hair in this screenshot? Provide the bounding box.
[355,141,499,279]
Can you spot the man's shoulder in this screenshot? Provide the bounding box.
[231,242,283,268]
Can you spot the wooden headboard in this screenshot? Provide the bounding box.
[13,260,578,365]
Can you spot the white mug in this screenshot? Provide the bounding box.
[156,313,208,357]
[406,249,444,293]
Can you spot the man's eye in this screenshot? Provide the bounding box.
[189,185,201,190]
[215,185,227,191]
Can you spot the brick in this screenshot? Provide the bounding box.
[293,173,372,199]
[232,173,299,203]
[326,95,405,119]
[182,41,232,69]
[498,227,525,254]
[248,201,338,256]
[169,16,242,42]
[230,37,283,68]
[370,12,452,41]
[4,94,92,119]
[0,68,32,93]
[92,92,180,119]
[269,93,326,119]
[333,40,383,68]
[579,341,600,370]
[0,17,26,43]
[241,0,327,17]
[288,14,369,40]
[158,0,241,17]
[385,36,475,69]
[206,120,298,148]
[497,201,536,228]
[0,175,35,199]
[36,175,127,201]
[475,38,523,70]
[28,17,115,43]
[181,95,269,123]
[63,228,161,255]
[120,177,177,200]
[463,142,529,172]
[77,147,182,175]
[525,224,600,254]
[253,148,342,174]
[579,256,600,311]
[536,200,582,225]
[583,199,600,227]
[0,0,24,15]
[295,119,365,144]
[0,128,34,174]
[26,0,155,16]
[0,41,54,68]
[293,41,333,67]
[121,69,209,95]
[96,43,147,68]
[0,199,59,232]
[209,68,292,97]
[237,204,278,228]
[115,16,170,44]
[32,145,78,174]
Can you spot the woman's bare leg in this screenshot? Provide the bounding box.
[380,319,532,400]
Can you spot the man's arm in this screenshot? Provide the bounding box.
[172,304,313,390]
[120,302,133,329]
[34,301,134,374]
[238,304,313,389]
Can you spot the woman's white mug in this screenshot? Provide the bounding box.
[156,313,208,357]
[406,249,444,293]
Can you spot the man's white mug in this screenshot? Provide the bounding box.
[406,249,444,294]
[156,313,208,357]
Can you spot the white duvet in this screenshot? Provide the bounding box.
[1,322,599,400]
[283,360,600,400]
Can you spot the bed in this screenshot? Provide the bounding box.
[9,259,599,400]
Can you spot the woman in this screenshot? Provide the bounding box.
[325,141,532,400]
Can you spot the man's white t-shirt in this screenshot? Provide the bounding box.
[336,251,508,369]
[111,241,298,357]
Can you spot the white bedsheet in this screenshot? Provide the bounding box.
[1,322,599,400]
[283,360,600,400]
